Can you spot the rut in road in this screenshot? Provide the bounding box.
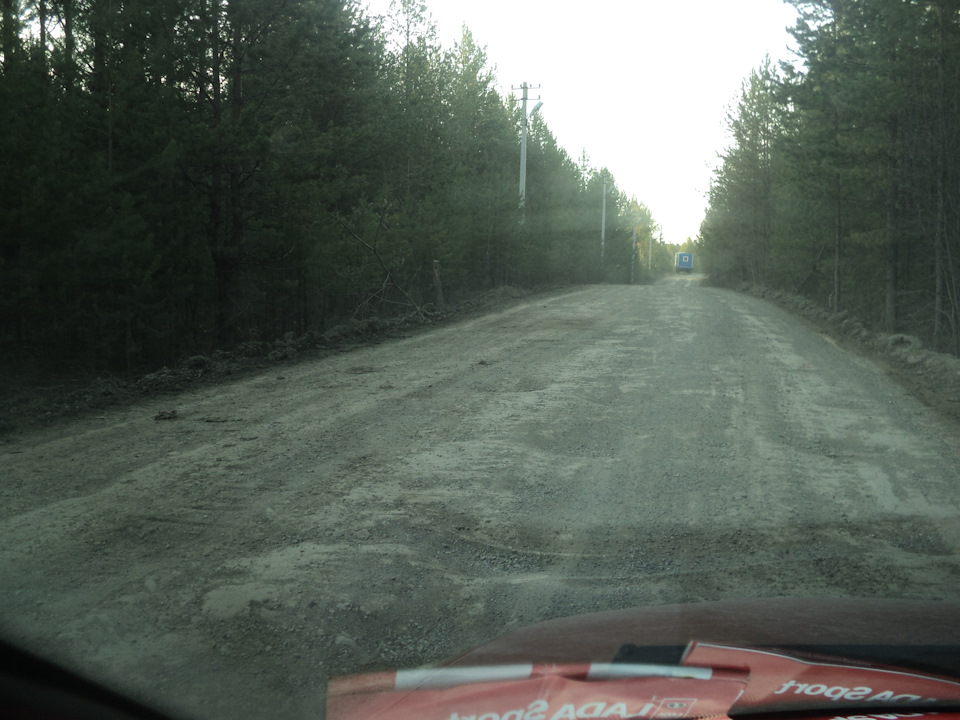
[2,279,960,720]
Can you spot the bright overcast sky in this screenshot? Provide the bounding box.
[362,0,800,245]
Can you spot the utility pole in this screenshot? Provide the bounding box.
[514,82,541,216]
[601,174,607,265]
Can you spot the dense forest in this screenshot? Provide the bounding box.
[700,0,960,355]
[0,0,664,372]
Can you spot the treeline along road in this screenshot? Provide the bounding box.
[2,279,960,719]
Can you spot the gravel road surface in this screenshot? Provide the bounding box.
[3,278,960,719]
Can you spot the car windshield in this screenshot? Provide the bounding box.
[2,1,960,719]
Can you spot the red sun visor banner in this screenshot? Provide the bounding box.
[328,645,960,720]
[681,643,960,712]
[327,663,748,720]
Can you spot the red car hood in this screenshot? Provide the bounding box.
[444,597,960,674]
[329,598,960,720]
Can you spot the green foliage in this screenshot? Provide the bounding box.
[0,0,658,372]
[700,0,960,352]
[700,59,781,287]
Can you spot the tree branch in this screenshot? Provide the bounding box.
[328,209,423,318]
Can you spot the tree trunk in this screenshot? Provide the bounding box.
[223,0,245,344]
[38,0,46,60]
[832,95,842,311]
[63,0,75,90]
[91,0,107,97]
[1,0,16,71]
[933,0,947,349]
[884,113,899,333]
[205,0,233,346]
[833,174,842,311]
[208,0,248,347]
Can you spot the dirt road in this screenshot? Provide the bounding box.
[3,279,960,719]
